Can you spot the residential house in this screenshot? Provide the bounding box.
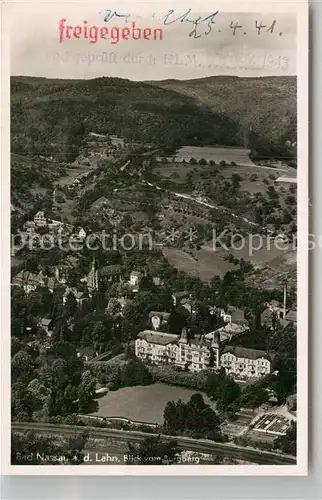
[100,264,122,283]
[261,300,285,329]
[205,321,249,345]
[285,310,297,326]
[12,270,55,294]
[221,306,247,325]
[37,318,54,337]
[24,222,36,234]
[180,299,197,316]
[172,291,190,307]
[261,301,295,330]
[63,287,88,306]
[129,271,142,290]
[220,346,275,378]
[135,331,179,365]
[34,211,46,227]
[148,311,171,331]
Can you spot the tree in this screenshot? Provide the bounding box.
[110,359,153,390]
[64,292,77,318]
[199,158,207,166]
[163,394,223,441]
[12,350,34,383]
[62,432,89,464]
[238,384,269,408]
[91,321,106,354]
[11,382,35,421]
[27,379,52,420]
[189,158,197,165]
[106,298,122,318]
[139,274,156,292]
[231,173,242,190]
[168,309,188,334]
[127,437,182,464]
[11,430,65,465]
[206,372,241,412]
[78,370,96,413]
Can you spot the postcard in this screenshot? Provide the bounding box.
[1,0,308,475]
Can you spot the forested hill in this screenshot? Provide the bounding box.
[148,76,297,144]
[11,76,242,162]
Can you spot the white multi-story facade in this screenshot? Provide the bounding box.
[34,211,46,227]
[135,329,220,373]
[135,331,179,365]
[220,346,274,378]
[135,330,274,378]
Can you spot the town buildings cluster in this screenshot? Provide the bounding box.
[12,237,296,381]
[135,310,275,378]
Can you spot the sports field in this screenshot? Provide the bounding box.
[91,382,213,424]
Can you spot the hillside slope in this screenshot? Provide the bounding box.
[148,76,297,143]
[11,76,242,162]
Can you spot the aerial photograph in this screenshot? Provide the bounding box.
[9,6,298,467]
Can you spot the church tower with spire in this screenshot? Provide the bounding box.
[87,255,99,292]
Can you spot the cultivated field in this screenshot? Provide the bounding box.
[155,162,197,183]
[218,163,296,195]
[90,382,213,424]
[56,164,96,187]
[162,243,295,282]
[175,146,256,167]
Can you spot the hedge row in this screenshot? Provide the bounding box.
[148,365,208,391]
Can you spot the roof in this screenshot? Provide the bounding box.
[12,271,55,289]
[64,288,85,300]
[268,300,282,308]
[152,277,162,286]
[275,177,297,183]
[40,318,52,326]
[137,330,178,345]
[221,345,274,361]
[226,306,246,323]
[148,311,171,320]
[130,271,141,277]
[77,346,95,359]
[101,264,122,276]
[173,291,189,299]
[186,335,212,348]
[279,318,290,329]
[285,310,297,322]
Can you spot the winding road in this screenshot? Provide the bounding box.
[126,166,258,228]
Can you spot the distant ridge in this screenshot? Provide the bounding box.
[148,75,297,142]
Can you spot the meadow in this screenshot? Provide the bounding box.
[90,382,213,424]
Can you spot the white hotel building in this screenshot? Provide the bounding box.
[135,329,220,373]
[135,331,274,378]
[220,346,274,378]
